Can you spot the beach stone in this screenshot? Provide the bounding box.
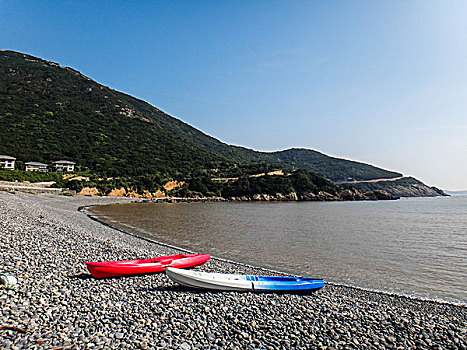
[179,342,191,350]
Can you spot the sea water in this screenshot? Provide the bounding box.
[89,196,467,305]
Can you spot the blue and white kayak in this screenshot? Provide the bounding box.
[166,267,324,293]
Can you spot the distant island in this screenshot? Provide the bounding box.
[0,50,446,200]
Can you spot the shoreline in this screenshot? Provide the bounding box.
[1,192,465,349]
[83,202,465,308]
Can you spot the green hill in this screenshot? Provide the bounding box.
[0,50,232,178]
[273,148,401,182]
[0,50,443,197]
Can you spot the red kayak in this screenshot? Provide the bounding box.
[84,253,211,279]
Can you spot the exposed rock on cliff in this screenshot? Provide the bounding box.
[351,177,447,198]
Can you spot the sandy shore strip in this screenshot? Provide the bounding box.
[0,192,465,349]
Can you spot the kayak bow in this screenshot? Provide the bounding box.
[85,253,210,279]
[166,267,324,293]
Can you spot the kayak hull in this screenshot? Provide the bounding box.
[85,253,210,279]
[166,267,324,293]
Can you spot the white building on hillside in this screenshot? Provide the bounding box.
[54,160,75,172]
[25,161,48,172]
[0,155,16,170]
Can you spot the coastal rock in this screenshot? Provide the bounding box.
[339,189,355,200]
[335,188,397,201]
[430,186,447,196]
[251,193,271,201]
[252,194,262,201]
[318,191,338,201]
[299,192,316,201]
[371,190,397,200]
[275,193,285,200]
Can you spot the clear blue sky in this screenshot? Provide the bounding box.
[1,1,466,190]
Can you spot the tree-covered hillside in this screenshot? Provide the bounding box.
[0,50,233,178]
[273,148,401,182]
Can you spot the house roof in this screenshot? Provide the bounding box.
[54,160,75,164]
[25,162,48,166]
[0,155,16,160]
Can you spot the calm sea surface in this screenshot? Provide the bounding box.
[89,196,467,304]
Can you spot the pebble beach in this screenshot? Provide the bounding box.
[0,191,465,349]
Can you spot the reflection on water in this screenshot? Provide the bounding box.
[90,196,467,304]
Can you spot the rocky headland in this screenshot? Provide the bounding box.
[0,180,398,202]
[0,192,465,349]
[226,188,396,202]
[77,186,397,202]
[349,177,448,198]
